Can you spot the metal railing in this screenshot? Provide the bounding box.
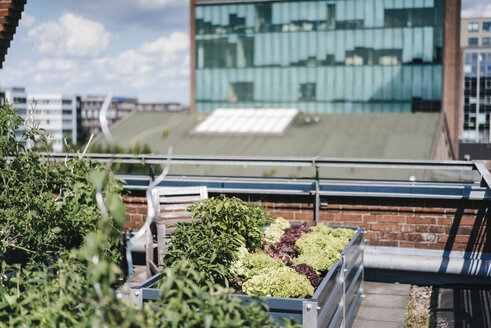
[40,153,491,222]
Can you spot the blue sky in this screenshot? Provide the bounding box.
[0,0,488,105]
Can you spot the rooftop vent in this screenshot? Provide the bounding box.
[192,108,299,136]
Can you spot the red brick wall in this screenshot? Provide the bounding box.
[123,195,490,254]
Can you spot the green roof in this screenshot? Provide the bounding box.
[98,111,440,180]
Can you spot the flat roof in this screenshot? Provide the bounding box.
[97,111,441,180]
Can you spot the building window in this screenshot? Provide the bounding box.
[298,83,316,102]
[228,82,253,102]
[483,22,491,32]
[468,22,479,32]
[468,38,479,47]
[483,37,491,46]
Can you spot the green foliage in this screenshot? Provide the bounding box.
[188,195,271,251]
[0,104,285,327]
[0,103,123,264]
[294,226,355,273]
[153,260,281,328]
[242,266,314,299]
[230,247,284,280]
[162,221,241,286]
[264,217,290,244]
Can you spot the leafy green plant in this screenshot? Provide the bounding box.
[188,195,270,251]
[154,260,283,328]
[294,226,355,273]
[230,247,284,280]
[0,103,123,264]
[264,217,290,244]
[162,221,241,286]
[242,266,314,298]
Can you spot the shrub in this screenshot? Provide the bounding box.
[242,266,314,298]
[0,103,123,264]
[188,195,270,251]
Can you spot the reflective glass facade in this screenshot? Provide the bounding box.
[193,0,445,113]
[462,51,491,142]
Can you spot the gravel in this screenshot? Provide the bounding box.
[405,285,448,328]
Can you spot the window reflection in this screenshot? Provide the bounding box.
[195,0,445,113]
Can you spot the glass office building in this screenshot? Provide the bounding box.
[462,49,491,143]
[192,0,448,114]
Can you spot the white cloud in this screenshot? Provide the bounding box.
[37,58,76,71]
[20,13,35,28]
[95,31,189,84]
[28,13,111,57]
[134,0,184,9]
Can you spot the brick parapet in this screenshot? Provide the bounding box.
[123,194,489,254]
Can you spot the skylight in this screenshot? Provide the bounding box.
[192,108,299,136]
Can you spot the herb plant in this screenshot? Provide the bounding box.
[162,221,241,286]
[188,195,270,251]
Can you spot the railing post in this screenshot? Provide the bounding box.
[148,163,155,182]
[314,159,320,223]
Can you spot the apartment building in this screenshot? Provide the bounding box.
[461,17,491,47]
[28,94,77,152]
[79,95,137,135]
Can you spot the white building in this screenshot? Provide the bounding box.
[28,94,77,152]
[1,87,28,146]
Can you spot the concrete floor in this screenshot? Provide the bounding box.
[350,281,411,328]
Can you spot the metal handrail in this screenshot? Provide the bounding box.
[39,153,491,191]
[42,153,475,169]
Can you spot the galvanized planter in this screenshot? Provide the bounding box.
[131,225,364,328]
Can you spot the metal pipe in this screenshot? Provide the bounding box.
[41,153,476,171]
[364,247,491,277]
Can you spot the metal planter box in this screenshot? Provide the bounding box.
[131,226,364,328]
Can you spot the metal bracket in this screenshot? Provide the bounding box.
[302,300,318,328]
[130,288,143,308]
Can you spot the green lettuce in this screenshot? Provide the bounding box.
[230,247,284,279]
[264,217,291,244]
[242,267,314,298]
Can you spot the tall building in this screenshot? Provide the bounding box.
[79,95,137,136]
[1,87,27,146]
[461,48,491,143]
[460,17,491,48]
[27,94,77,153]
[190,0,461,152]
[459,18,491,159]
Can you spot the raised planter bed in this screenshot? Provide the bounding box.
[131,225,364,328]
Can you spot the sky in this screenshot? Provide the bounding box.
[0,0,489,105]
